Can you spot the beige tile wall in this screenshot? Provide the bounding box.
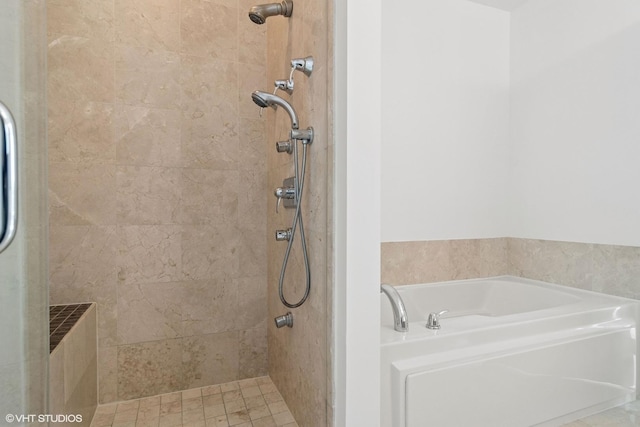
[381,238,640,300]
[48,0,269,402]
[381,238,509,285]
[508,238,640,299]
[265,0,332,425]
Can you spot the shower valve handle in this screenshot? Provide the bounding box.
[274,186,296,213]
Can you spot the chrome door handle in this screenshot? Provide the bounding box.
[0,100,18,254]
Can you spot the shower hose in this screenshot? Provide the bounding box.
[278,138,311,308]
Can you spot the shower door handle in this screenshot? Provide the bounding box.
[0,100,18,254]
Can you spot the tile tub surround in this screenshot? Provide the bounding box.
[381,238,509,285]
[508,238,640,300]
[50,303,98,427]
[89,376,298,427]
[47,0,268,402]
[381,238,640,300]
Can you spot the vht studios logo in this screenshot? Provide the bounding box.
[5,414,83,423]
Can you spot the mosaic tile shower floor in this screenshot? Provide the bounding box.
[90,376,297,427]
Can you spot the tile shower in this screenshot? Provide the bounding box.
[47,0,331,425]
[48,0,269,402]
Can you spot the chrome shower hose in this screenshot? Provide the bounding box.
[278,139,311,308]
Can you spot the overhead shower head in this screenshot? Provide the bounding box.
[251,91,299,129]
[248,1,293,25]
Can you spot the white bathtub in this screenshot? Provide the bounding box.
[380,276,640,427]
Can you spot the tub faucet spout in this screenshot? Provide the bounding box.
[381,284,409,332]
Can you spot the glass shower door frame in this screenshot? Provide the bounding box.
[0,0,49,423]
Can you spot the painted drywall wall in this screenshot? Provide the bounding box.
[509,0,640,246]
[381,0,511,242]
[334,0,382,425]
[382,0,640,247]
[467,0,529,12]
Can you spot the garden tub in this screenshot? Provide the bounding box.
[380,276,639,426]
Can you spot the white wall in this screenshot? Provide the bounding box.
[333,0,382,425]
[381,0,511,242]
[509,0,640,246]
[382,0,640,247]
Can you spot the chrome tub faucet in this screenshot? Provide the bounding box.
[381,284,409,332]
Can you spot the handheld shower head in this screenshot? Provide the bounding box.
[251,91,299,129]
[248,1,293,25]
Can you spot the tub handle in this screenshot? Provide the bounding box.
[426,310,448,330]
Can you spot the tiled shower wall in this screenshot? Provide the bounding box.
[266,1,332,426]
[47,0,269,402]
[382,238,640,300]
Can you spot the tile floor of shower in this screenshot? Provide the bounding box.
[90,376,297,427]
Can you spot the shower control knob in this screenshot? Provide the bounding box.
[274,179,297,213]
[274,187,295,213]
[274,186,296,199]
[275,228,292,241]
